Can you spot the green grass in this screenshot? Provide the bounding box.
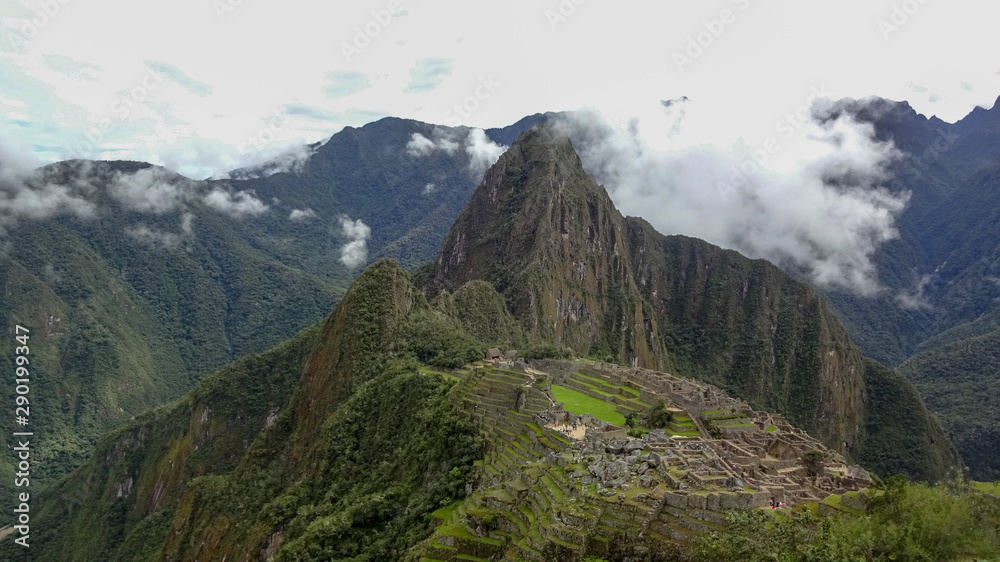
[973,481,1000,496]
[420,366,460,381]
[551,385,626,425]
[666,429,701,437]
[819,494,864,516]
[766,425,778,432]
[572,373,640,398]
[431,501,463,521]
[437,524,503,546]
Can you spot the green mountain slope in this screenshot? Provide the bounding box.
[899,308,1000,480]
[1,123,967,557]
[0,117,542,490]
[1,260,482,561]
[815,96,1000,479]
[0,165,346,493]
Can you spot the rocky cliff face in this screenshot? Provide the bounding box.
[418,125,958,475]
[423,126,670,370]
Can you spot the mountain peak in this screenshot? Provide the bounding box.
[415,127,959,477]
[419,122,662,365]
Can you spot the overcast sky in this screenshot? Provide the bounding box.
[1,0,998,178]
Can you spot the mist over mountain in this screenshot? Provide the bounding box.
[2,123,969,562]
[416,125,957,478]
[0,116,541,490]
[2,89,1000,562]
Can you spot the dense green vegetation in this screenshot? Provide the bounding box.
[1,260,487,561]
[436,279,525,350]
[899,310,1000,480]
[693,476,1000,561]
[0,117,541,492]
[472,476,1000,561]
[814,98,1000,479]
[0,173,346,491]
[646,400,673,428]
[854,359,959,482]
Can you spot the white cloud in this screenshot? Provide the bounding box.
[223,144,316,180]
[405,129,507,178]
[406,131,459,157]
[109,167,189,214]
[554,100,909,296]
[5,0,1000,181]
[181,212,194,234]
[289,208,317,221]
[339,216,371,269]
[423,182,436,194]
[125,224,179,249]
[896,274,934,310]
[0,138,96,235]
[465,129,507,178]
[406,133,436,156]
[202,188,268,217]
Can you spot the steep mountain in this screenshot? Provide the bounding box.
[0,116,542,490]
[3,260,482,561]
[0,162,345,494]
[417,125,959,480]
[813,95,1000,479]
[419,125,670,369]
[4,127,970,561]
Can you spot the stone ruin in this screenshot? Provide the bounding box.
[533,359,872,508]
[416,358,874,561]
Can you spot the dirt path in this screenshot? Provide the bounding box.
[545,422,587,440]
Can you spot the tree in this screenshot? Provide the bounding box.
[801,449,825,477]
[646,400,673,428]
[625,412,637,429]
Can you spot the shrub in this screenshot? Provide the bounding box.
[646,401,673,428]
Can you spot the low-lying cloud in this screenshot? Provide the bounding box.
[224,144,316,180]
[289,208,317,221]
[554,100,910,296]
[464,129,506,178]
[339,216,371,269]
[110,167,190,213]
[125,224,180,249]
[406,131,459,156]
[0,139,95,236]
[406,128,507,179]
[203,188,269,217]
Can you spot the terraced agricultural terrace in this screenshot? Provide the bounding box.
[411,358,873,561]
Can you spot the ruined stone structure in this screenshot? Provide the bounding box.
[414,359,872,561]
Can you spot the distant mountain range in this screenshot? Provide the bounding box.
[816,95,1000,479]
[1,123,963,561]
[1,93,998,507]
[0,115,545,491]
